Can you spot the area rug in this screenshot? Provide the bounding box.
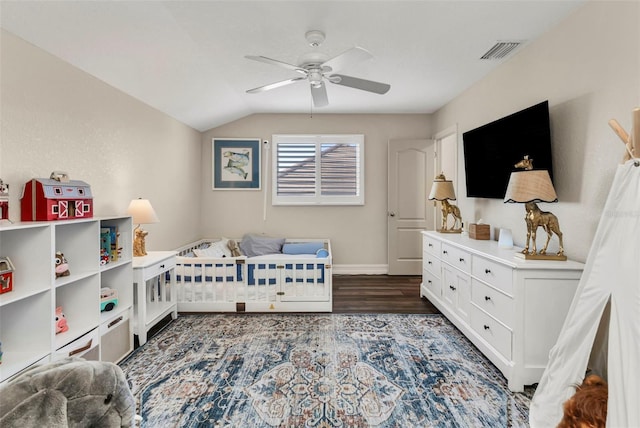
[119,314,534,427]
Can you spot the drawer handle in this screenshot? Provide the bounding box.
[443,250,448,255]
[160,264,165,269]
[459,257,465,262]
[428,280,432,284]
[449,285,456,291]
[484,296,491,301]
[483,325,490,330]
[485,268,491,274]
[69,339,93,357]
[428,243,433,247]
[108,316,124,328]
[428,261,432,265]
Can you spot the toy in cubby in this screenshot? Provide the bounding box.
[100,287,118,312]
[0,178,9,221]
[55,251,70,278]
[55,306,69,334]
[0,257,14,294]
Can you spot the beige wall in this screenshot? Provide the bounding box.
[433,0,639,262]
[0,30,203,250]
[201,114,431,266]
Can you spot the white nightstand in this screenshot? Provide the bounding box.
[132,251,178,345]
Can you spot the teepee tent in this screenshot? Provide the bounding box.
[530,111,640,427]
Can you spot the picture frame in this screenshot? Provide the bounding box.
[212,138,261,190]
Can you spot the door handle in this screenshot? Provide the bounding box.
[389,212,396,217]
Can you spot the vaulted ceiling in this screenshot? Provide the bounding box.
[1,1,584,131]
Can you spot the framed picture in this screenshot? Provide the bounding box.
[212,138,261,190]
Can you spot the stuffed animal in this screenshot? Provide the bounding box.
[227,239,242,257]
[0,357,136,427]
[55,251,70,278]
[558,374,608,428]
[55,306,69,334]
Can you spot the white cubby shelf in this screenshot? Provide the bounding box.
[0,216,134,383]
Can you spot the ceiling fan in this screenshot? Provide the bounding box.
[245,30,390,107]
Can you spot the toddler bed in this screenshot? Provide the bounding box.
[172,237,332,312]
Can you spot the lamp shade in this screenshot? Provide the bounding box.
[126,198,159,224]
[503,170,558,203]
[429,174,457,201]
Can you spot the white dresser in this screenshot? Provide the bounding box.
[421,231,584,392]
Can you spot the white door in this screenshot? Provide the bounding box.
[387,139,435,275]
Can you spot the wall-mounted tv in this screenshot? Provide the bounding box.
[462,100,553,199]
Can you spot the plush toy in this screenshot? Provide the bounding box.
[0,357,136,427]
[227,239,242,257]
[55,251,70,278]
[558,374,608,428]
[55,306,69,334]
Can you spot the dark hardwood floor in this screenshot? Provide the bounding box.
[332,275,440,314]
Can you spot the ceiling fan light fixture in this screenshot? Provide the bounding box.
[308,69,323,86]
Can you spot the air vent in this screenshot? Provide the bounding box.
[480,41,523,60]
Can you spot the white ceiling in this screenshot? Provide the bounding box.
[1,1,584,132]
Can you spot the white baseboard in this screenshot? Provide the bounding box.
[332,264,388,275]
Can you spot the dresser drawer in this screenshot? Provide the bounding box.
[471,256,513,295]
[422,269,441,297]
[422,252,441,278]
[101,309,132,363]
[141,258,176,282]
[423,235,441,257]
[441,243,471,274]
[471,279,514,328]
[471,305,512,360]
[53,328,99,360]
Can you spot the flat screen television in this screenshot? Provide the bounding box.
[462,100,553,199]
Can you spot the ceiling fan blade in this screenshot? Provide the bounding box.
[322,47,373,73]
[311,83,329,107]
[246,76,306,94]
[329,74,391,95]
[245,55,307,74]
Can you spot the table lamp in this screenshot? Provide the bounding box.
[428,173,462,233]
[503,156,566,260]
[127,198,159,257]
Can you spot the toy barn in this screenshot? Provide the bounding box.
[20,172,93,221]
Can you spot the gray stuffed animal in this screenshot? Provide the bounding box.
[0,357,135,427]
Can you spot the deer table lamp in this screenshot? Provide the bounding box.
[127,198,159,257]
[429,173,462,233]
[503,156,566,260]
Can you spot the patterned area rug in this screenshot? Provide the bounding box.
[120,314,534,427]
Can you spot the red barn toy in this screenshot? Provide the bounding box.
[0,257,14,294]
[21,172,93,221]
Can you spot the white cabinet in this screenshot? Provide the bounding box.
[420,231,584,392]
[0,217,133,383]
[132,251,177,346]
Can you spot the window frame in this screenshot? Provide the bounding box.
[271,134,365,206]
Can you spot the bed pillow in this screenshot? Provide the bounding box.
[193,238,233,258]
[282,242,325,255]
[316,248,329,258]
[239,234,286,257]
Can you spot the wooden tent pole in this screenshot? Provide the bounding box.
[608,118,633,162]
